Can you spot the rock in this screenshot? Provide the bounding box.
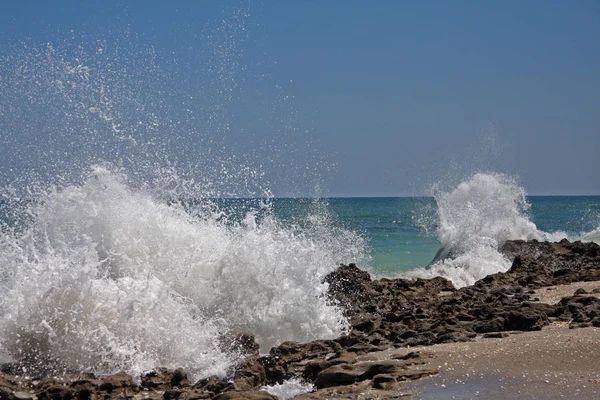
[314,363,368,388]
[0,373,18,392]
[472,317,505,333]
[213,390,279,400]
[552,296,600,326]
[314,360,405,389]
[142,368,189,389]
[35,384,74,400]
[97,371,138,394]
[483,332,509,338]
[194,375,234,395]
[323,264,371,314]
[163,389,183,399]
[371,374,396,390]
[226,332,261,357]
[233,358,266,391]
[503,308,549,331]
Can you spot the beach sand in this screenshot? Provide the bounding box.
[534,281,600,305]
[403,301,600,398]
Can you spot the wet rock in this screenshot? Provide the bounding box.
[35,384,74,400]
[324,263,371,315]
[232,358,266,391]
[212,390,279,400]
[97,371,138,395]
[227,332,261,357]
[193,375,234,395]
[314,360,404,389]
[483,332,509,338]
[371,373,396,389]
[142,368,189,389]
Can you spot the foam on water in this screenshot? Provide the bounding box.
[263,377,314,399]
[405,173,548,287]
[0,166,365,380]
[581,226,600,244]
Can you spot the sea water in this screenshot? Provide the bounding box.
[1,11,599,387]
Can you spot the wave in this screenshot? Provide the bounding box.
[581,225,600,244]
[405,173,550,287]
[0,166,366,380]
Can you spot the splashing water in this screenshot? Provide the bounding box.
[0,166,364,380]
[581,226,600,244]
[0,8,368,381]
[405,173,547,287]
[263,377,314,399]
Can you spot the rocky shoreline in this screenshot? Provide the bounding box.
[1,239,599,399]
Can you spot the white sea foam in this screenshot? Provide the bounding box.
[405,173,545,287]
[581,225,600,244]
[263,377,314,399]
[0,166,364,381]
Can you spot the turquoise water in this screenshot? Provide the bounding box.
[263,195,600,276]
[274,196,600,276]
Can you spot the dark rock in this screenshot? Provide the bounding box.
[228,332,261,357]
[483,332,509,338]
[473,317,506,333]
[142,368,189,389]
[163,389,182,399]
[372,373,397,389]
[503,308,548,331]
[323,264,371,315]
[212,391,278,400]
[97,371,137,394]
[194,375,234,394]
[233,358,266,391]
[35,384,74,400]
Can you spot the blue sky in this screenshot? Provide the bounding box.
[1,1,599,196]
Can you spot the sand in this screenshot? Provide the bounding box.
[534,281,600,305]
[403,324,600,399]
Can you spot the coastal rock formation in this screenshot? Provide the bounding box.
[1,239,599,399]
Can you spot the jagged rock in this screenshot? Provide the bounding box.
[194,375,234,395]
[142,368,189,389]
[233,358,266,391]
[371,373,396,389]
[552,295,600,327]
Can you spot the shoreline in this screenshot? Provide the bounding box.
[1,239,599,399]
[407,323,600,399]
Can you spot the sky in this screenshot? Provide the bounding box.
[1,0,599,196]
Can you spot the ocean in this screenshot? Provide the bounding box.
[323,194,600,275]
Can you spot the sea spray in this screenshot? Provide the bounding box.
[0,166,366,380]
[405,173,544,287]
[0,4,364,379]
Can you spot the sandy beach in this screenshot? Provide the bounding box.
[404,281,600,399]
[407,324,600,399]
